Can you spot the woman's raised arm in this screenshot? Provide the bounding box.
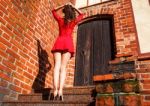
[67,2,82,15]
[54,4,64,11]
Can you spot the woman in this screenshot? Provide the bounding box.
[51,3,84,101]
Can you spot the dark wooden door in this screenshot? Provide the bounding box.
[74,17,115,86]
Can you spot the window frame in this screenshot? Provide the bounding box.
[76,0,112,8]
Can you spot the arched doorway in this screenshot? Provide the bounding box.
[74,15,116,86]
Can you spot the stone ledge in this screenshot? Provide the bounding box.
[138,54,150,61]
[93,72,137,82]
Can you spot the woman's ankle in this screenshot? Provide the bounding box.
[58,89,63,96]
[54,89,58,96]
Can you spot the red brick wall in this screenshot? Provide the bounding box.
[81,0,137,57]
[136,59,150,106]
[0,0,72,101]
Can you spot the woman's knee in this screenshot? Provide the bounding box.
[60,64,66,72]
[60,52,71,72]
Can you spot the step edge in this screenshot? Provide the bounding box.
[2,100,94,104]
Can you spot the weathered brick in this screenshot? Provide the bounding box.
[0,34,12,47]
[0,10,3,17]
[0,49,8,58]
[7,7,18,19]
[12,72,25,81]
[119,95,141,106]
[11,45,19,52]
[0,0,8,8]
[20,82,31,91]
[10,39,23,50]
[0,71,12,82]
[0,80,8,87]
[141,74,150,79]
[21,89,28,94]
[1,25,14,38]
[143,84,150,90]
[2,32,11,40]
[13,78,21,87]
[19,50,30,60]
[23,71,34,80]
[15,61,26,70]
[6,48,20,60]
[0,87,10,95]
[0,42,7,51]
[96,95,115,106]
[0,17,6,25]
[141,80,150,84]
[9,84,22,93]
[15,67,24,75]
[0,3,8,15]
[0,64,12,73]
[9,91,18,98]
[2,59,16,70]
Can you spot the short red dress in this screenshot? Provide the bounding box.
[51,9,84,57]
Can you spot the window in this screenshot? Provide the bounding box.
[75,0,111,8]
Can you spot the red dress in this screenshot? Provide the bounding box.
[51,9,84,57]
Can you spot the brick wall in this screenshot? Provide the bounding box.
[0,0,73,101]
[81,0,137,57]
[136,59,150,106]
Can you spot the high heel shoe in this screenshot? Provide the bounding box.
[53,94,59,100]
[58,94,63,101]
[53,90,58,100]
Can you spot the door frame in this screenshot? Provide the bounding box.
[79,14,116,58]
[74,14,116,86]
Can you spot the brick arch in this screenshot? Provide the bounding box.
[83,6,116,18]
[79,2,137,57]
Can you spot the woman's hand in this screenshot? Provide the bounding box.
[54,4,65,11]
[65,2,83,15]
[66,2,72,6]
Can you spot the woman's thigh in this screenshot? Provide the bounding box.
[53,52,62,67]
[61,52,71,67]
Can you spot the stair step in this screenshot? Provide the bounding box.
[18,86,96,102]
[2,100,95,106]
[2,86,96,106]
[33,86,95,94]
[18,93,93,102]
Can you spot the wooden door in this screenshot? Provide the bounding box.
[74,16,115,86]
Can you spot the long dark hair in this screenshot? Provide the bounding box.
[62,4,76,24]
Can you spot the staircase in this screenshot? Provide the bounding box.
[2,86,96,106]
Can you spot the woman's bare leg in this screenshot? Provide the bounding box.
[53,52,61,97]
[58,52,71,97]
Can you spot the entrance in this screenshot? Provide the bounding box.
[74,15,116,86]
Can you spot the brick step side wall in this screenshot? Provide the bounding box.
[95,77,140,106]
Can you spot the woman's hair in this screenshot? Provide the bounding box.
[62,4,76,24]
